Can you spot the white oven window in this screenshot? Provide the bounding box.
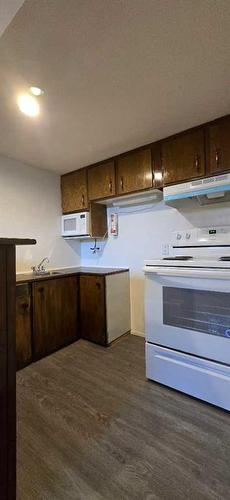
[163,287,230,339]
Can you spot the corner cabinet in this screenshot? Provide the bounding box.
[61,168,88,213]
[116,148,153,195]
[80,271,130,346]
[16,284,32,370]
[33,276,79,359]
[162,129,205,185]
[206,116,230,175]
[88,161,116,200]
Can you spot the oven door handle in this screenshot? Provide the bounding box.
[144,266,230,280]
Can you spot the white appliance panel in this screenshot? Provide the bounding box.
[146,343,230,411]
[145,271,230,365]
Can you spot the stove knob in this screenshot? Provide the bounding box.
[186,233,191,240]
[176,233,182,240]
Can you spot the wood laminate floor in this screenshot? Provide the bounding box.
[17,336,230,500]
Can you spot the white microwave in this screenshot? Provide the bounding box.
[61,212,90,238]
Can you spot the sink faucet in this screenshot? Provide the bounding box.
[32,257,50,274]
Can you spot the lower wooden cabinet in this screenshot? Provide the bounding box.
[80,272,130,346]
[16,284,32,370]
[33,276,79,359]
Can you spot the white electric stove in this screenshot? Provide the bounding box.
[144,226,230,411]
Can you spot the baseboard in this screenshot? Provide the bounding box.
[131,329,145,338]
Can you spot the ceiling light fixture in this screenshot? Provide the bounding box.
[17,93,40,117]
[30,86,44,96]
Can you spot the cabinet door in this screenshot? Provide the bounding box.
[207,117,230,174]
[116,149,153,195]
[162,129,205,185]
[61,169,88,213]
[88,161,115,200]
[80,275,106,345]
[16,284,32,370]
[33,276,79,359]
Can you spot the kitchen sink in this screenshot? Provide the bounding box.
[32,270,62,276]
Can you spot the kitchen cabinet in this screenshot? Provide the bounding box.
[116,148,153,195]
[88,161,115,200]
[33,276,79,359]
[61,168,88,213]
[16,284,32,370]
[162,129,205,185]
[80,271,130,345]
[206,116,230,175]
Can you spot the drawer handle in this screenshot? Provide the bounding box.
[120,176,124,191]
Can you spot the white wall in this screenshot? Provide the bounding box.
[0,155,80,272]
[81,198,230,336]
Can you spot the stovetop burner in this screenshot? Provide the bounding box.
[219,256,230,261]
[163,256,193,261]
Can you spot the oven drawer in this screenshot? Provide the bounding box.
[146,343,230,410]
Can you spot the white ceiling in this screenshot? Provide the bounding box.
[0,0,229,173]
[0,0,24,36]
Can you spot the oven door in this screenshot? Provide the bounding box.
[145,267,230,365]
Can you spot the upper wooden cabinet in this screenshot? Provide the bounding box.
[206,116,230,175]
[116,148,153,195]
[162,129,205,185]
[61,168,88,213]
[88,161,115,200]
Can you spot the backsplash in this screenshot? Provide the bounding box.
[80,199,230,336]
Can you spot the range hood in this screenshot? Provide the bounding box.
[164,173,230,206]
[96,188,162,208]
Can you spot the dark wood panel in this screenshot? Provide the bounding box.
[80,275,106,345]
[0,247,7,500]
[61,169,88,213]
[88,161,115,200]
[17,336,230,500]
[162,129,205,185]
[206,116,230,175]
[116,148,153,195]
[90,202,107,238]
[16,284,32,370]
[33,276,79,359]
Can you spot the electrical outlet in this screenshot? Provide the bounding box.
[162,243,169,256]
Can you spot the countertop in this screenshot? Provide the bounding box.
[16,266,129,284]
[0,238,36,246]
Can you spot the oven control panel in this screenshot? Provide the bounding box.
[172,226,230,247]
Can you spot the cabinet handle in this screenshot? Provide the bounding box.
[152,170,155,186]
[120,176,124,191]
[195,155,200,172]
[96,282,101,289]
[22,302,29,310]
[109,180,113,193]
[81,193,85,206]
[215,149,221,167]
